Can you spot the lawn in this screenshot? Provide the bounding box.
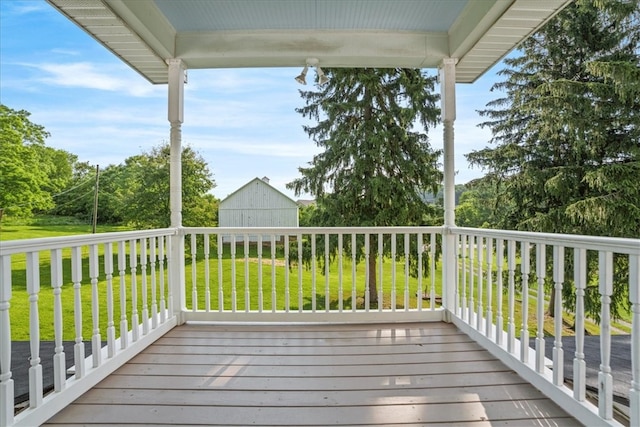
[4,222,443,340]
[3,219,630,342]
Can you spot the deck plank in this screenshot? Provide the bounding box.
[43,322,581,426]
[75,384,545,406]
[130,348,494,366]
[113,359,508,377]
[45,401,578,425]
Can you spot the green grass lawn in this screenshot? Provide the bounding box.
[1,216,129,240]
[4,221,444,340]
[7,252,441,340]
[3,219,630,342]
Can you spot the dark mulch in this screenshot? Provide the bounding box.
[11,341,93,406]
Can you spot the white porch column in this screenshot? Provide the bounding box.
[440,58,457,320]
[167,59,186,323]
[630,254,639,426]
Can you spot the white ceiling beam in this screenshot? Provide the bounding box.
[175,30,449,69]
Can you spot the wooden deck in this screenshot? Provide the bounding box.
[43,322,581,426]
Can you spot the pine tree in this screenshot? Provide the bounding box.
[288,68,442,304]
[466,0,639,320]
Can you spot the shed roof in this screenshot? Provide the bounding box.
[46,0,571,84]
[220,177,298,207]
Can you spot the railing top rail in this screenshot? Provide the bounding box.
[453,226,640,254]
[0,228,178,256]
[182,226,443,235]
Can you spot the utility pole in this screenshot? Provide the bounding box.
[92,165,100,234]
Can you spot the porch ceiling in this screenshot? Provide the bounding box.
[46,0,571,84]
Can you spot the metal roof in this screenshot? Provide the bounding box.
[46,0,571,84]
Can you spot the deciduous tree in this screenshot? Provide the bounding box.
[121,142,217,229]
[0,105,55,218]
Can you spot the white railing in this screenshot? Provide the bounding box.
[451,227,640,427]
[181,227,443,322]
[1,225,637,427]
[0,229,178,427]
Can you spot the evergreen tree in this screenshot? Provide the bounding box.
[466,0,639,319]
[288,68,442,304]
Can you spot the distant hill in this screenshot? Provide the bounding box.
[420,184,467,206]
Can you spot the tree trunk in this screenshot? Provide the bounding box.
[546,287,556,317]
[368,254,378,305]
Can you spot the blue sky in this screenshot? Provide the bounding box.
[1,0,500,200]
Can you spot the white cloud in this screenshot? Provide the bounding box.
[33,62,162,97]
[50,48,81,56]
[6,2,47,15]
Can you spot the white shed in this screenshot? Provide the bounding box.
[219,177,298,241]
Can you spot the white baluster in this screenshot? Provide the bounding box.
[165,235,173,316]
[573,248,586,400]
[50,249,66,390]
[140,239,149,335]
[507,240,516,354]
[104,243,116,357]
[89,245,102,367]
[351,233,357,312]
[430,233,436,310]
[129,240,139,342]
[159,236,166,323]
[149,237,158,329]
[218,233,223,312]
[324,234,330,312]
[391,233,397,312]
[552,245,564,386]
[629,254,639,426]
[27,252,43,407]
[204,234,210,312]
[535,243,546,373]
[469,236,475,326]
[403,233,410,311]
[454,233,459,314]
[272,234,277,312]
[378,233,383,311]
[258,235,264,312]
[245,235,251,312]
[495,239,504,345]
[191,234,197,312]
[0,255,14,427]
[297,234,303,312]
[338,233,344,312]
[71,246,85,378]
[364,234,370,311]
[285,235,290,312]
[598,251,613,420]
[485,238,493,337]
[461,235,467,321]
[417,233,423,312]
[117,241,128,349]
[310,234,316,312]
[520,241,530,363]
[476,236,484,330]
[231,235,237,312]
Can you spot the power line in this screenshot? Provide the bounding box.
[50,175,94,198]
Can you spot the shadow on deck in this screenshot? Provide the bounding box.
[37,322,581,426]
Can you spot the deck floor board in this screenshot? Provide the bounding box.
[43,322,582,426]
